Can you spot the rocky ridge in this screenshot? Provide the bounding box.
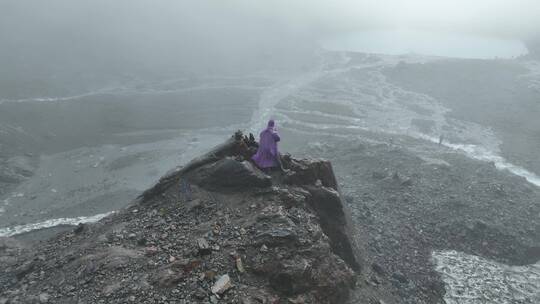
[0,132,367,304]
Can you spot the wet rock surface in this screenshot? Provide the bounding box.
[0,133,367,304]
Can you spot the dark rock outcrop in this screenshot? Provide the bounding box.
[305,186,362,271]
[283,157,338,189]
[138,131,255,201]
[188,157,271,191]
[0,132,364,304]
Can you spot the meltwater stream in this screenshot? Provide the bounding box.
[0,212,114,237]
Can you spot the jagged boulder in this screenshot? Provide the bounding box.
[187,157,271,191]
[280,156,362,271]
[139,131,257,201]
[246,200,357,303]
[283,157,338,189]
[306,186,362,271]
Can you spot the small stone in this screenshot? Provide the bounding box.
[39,293,50,303]
[136,237,147,246]
[288,296,305,304]
[371,171,386,179]
[204,270,217,281]
[236,257,245,273]
[401,178,413,186]
[211,274,232,295]
[371,263,385,275]
[240,298,254,304]
[103,282,121,296]
[169,256,176,263]
[194,287,207,300]
[153,268,183,288]
[73,223,85,234]
[260,244,268,252]
[197,238,212,255]
[145,246,159,256]
[392,272,408,284]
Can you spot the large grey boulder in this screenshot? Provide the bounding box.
[188,157,271,191]
[138,132,255,201]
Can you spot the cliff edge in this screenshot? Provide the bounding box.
[0,132,364,304]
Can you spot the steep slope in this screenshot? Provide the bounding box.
[0,132,367,304]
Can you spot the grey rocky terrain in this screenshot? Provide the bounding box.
[297,134,540,303]
[2,129,540,304]
[0,133,376,304]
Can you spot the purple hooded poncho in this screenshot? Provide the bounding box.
[252,120,280,169]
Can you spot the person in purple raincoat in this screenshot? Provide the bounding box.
[252,120,285,171]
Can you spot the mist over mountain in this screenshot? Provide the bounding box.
[2,0,539,100]
[1,2,540,304]
[0,1,317,99]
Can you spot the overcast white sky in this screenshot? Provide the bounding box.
[4,0,537,37]
[2,1,538,48]
[1,0,538,81]
[236,0,540,38]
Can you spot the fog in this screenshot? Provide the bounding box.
[253,0,540,37]
[1,2,540,303]
[0,1,314,99]
[1,0,539,84]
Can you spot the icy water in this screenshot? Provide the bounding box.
[0,211,114,237]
